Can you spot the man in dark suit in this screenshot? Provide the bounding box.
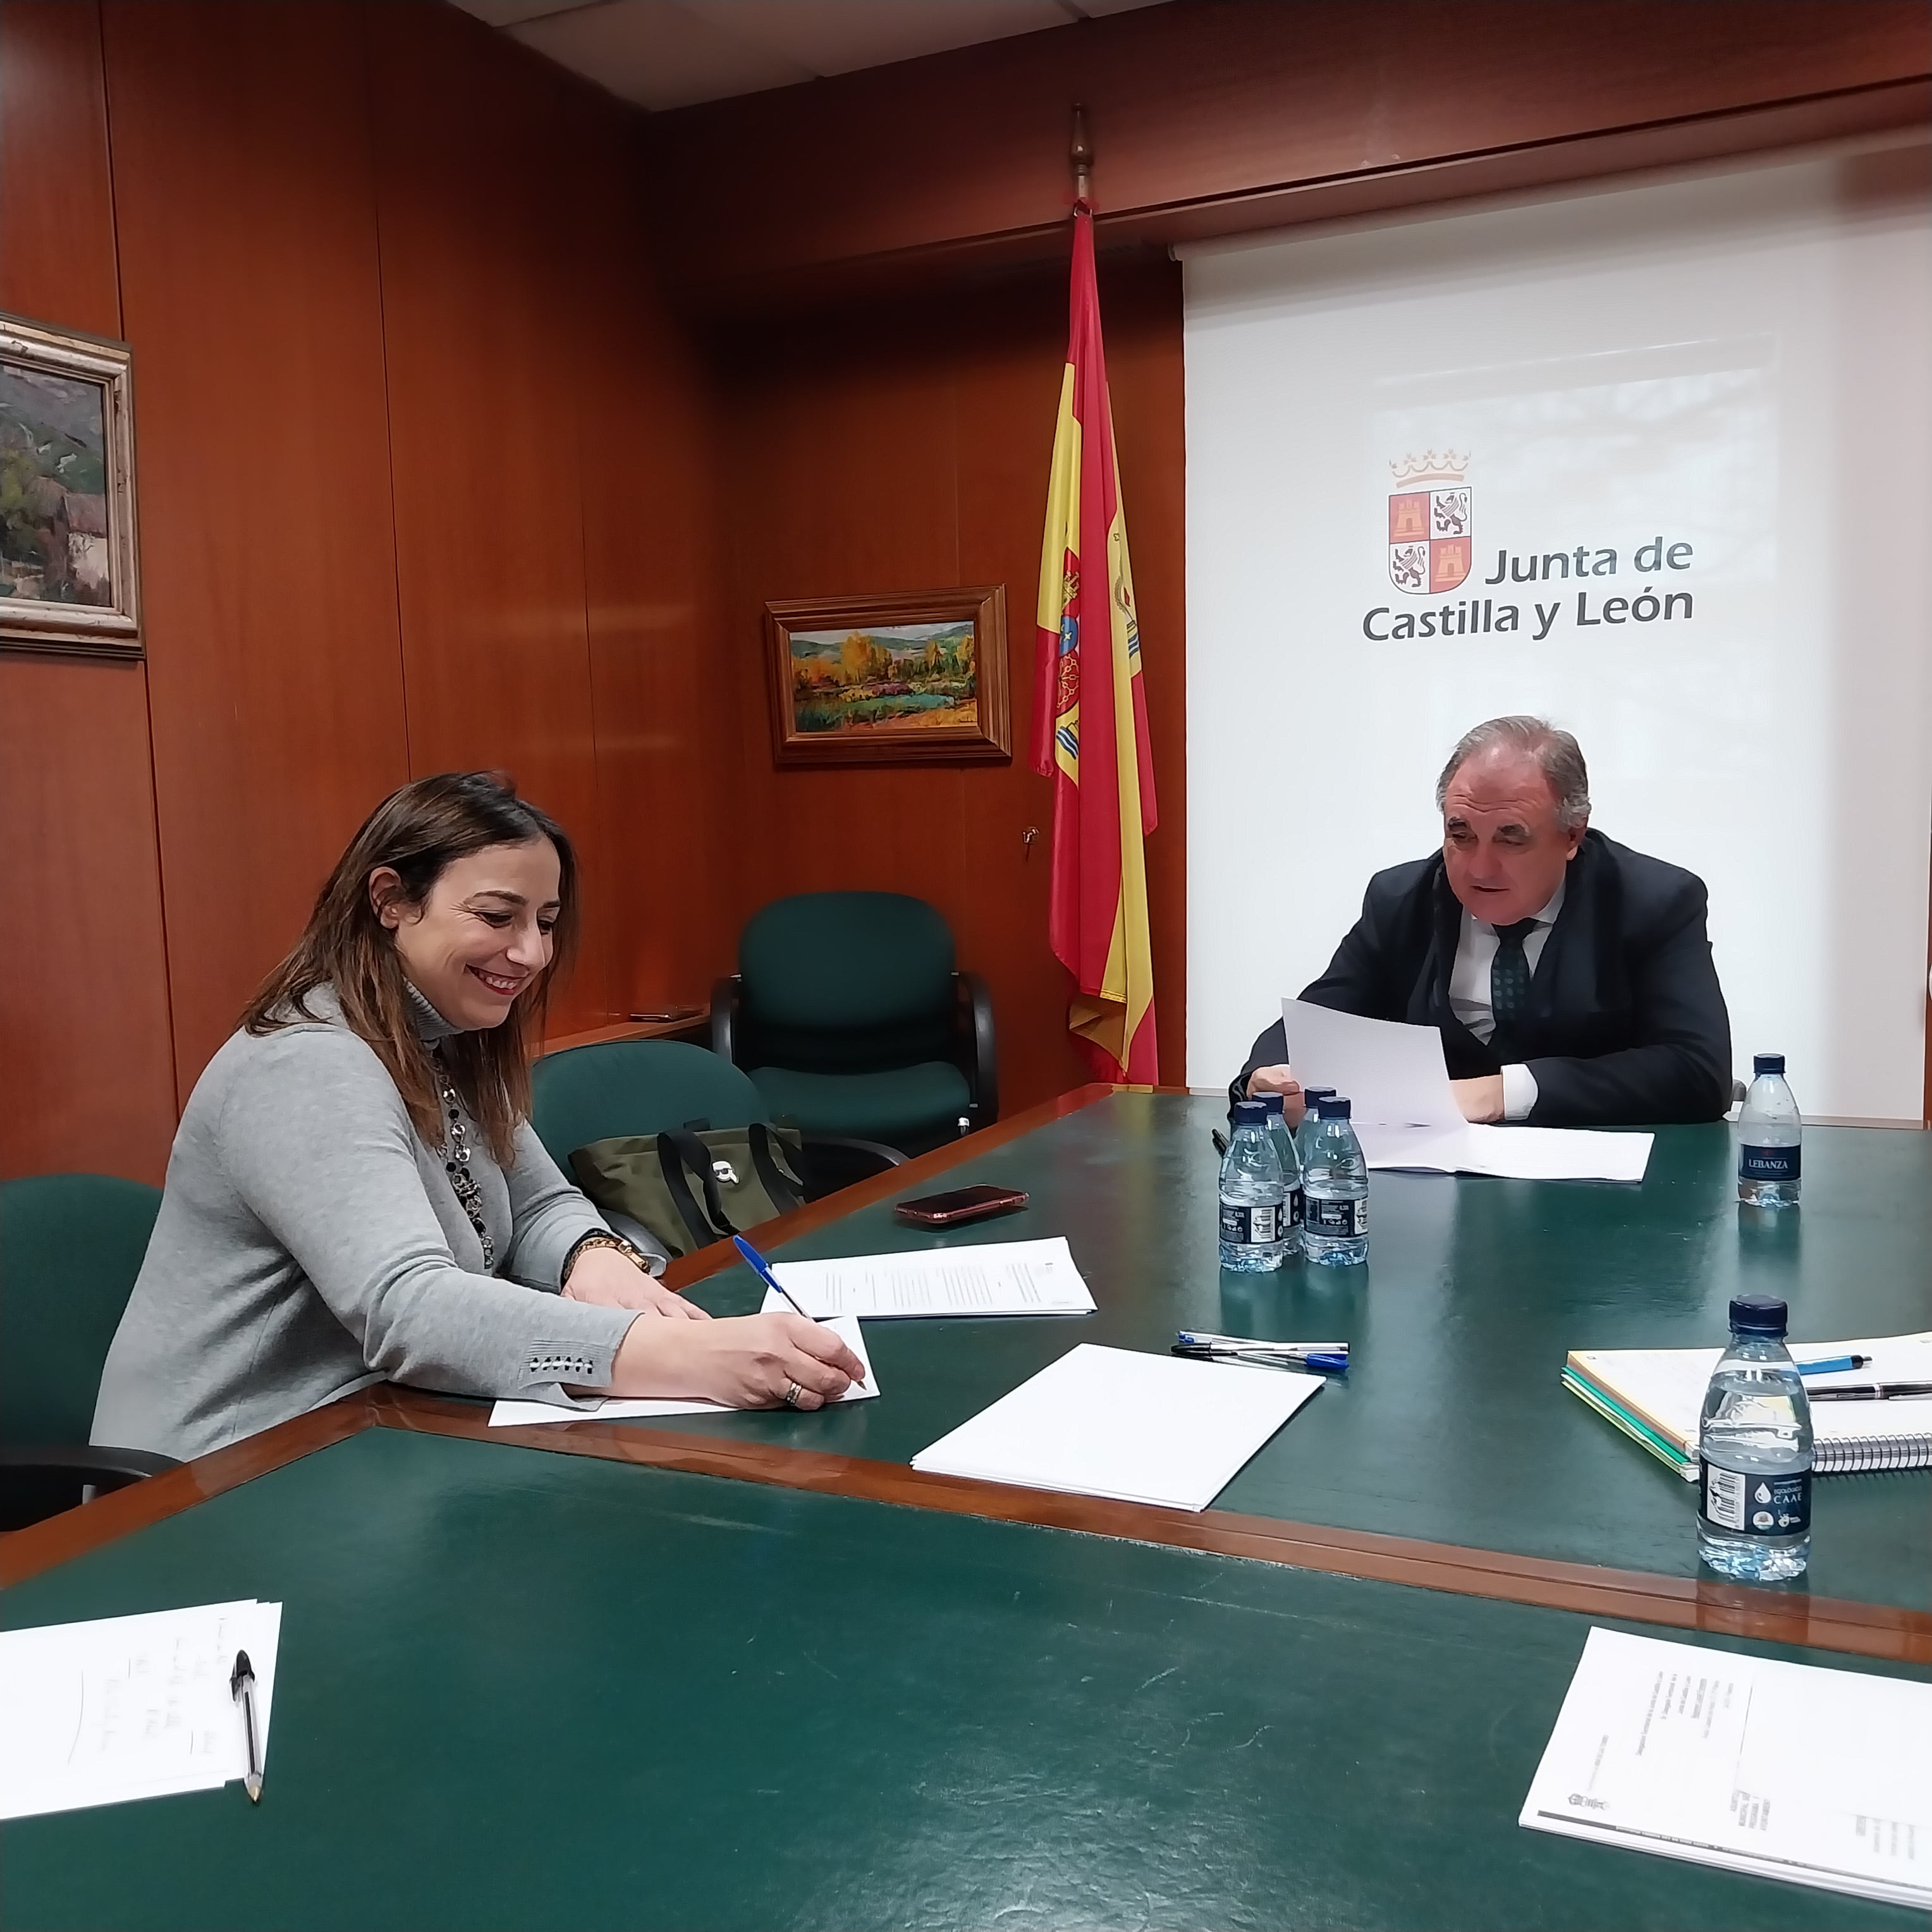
[1236,716,1732,1128]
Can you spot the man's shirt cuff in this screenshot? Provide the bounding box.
[1501,1063,1539,1122]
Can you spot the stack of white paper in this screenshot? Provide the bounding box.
[910,1343,1322,1511]
[1521,1627,1932,1909]
[489,1314,876,1427]
[1283,1000,1653,1182]
[767,1236,1096,1318]
[0,1599,281,1819]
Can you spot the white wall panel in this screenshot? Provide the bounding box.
[1183,148,1931,1119]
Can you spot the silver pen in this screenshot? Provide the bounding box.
[230,1648,263,1803]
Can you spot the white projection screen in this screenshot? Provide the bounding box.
[1183,145,1932,1120]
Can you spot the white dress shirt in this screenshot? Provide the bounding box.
[1446,877,1566,1121]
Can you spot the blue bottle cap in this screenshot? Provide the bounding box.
[1318,1096,1351,1120]
[1257,1092,1286,1117]
[1728,1293,1788,1336]
[1753,1053,1785,1077]
[1232,1099,1267,1127]
[1302,1086,1336,1103]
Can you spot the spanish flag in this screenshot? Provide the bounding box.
[1032,206,1158,1084]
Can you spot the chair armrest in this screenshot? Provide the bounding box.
[0,1444,180,1532]
[955,971,998,1127]
[711,975,742,1063]
[796,1134,908,1201]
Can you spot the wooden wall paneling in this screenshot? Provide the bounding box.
[367,2,609,1032]
[0,657,178,1180]
[563,106,742,1019]
[102,0,409,1094]
[0,0,177,1182]
[647,0,1932,309]
[0,0,120,339]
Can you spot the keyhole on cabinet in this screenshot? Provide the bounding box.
[1022,826,1039,862]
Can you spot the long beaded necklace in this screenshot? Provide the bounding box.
[432,1044,496,1271]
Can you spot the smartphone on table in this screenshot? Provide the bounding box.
[893,1185,1029,1228]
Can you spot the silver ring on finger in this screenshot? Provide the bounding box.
[783,1379,805,1409]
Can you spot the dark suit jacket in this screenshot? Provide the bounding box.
[1234,830,1733,1127]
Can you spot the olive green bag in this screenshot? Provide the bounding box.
[569,1123,807,1259]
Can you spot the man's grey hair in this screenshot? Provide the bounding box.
[1435,716,1591,829]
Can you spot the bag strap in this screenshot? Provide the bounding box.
[747,1122,807,1214]
[664,1128,738,1238]
[654,1132,728,1249]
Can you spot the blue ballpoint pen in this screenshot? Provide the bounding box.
[732,1234,817,1320]
[1797,1354,1871,1376]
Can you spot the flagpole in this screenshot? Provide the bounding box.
[1070,103,1092,207]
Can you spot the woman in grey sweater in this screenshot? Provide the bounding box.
[93,772,860,1460]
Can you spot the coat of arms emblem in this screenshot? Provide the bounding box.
[1387,453,1471,594]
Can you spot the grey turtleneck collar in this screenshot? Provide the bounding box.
[405,981,463,1046]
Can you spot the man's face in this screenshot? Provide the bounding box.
[1440,747,1584,926]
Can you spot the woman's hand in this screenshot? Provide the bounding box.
[562,1244,708,1319]
[609,1311,864,1410]
[1245,1063,1306,1126]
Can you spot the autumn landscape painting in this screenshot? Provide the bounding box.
[788,620,979,735]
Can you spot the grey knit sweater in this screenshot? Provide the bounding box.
[92,986,639,1460]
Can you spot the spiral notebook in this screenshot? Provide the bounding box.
[1565,1331,1932,1479]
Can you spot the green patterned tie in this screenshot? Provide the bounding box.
[1489,919,1540,1030]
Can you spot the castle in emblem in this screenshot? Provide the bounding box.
[1388,452,1471,594]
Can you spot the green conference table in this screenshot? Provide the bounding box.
[590,1091,1932,1613]
[6,1428,1930,1932]
[4,1087,1929,1929]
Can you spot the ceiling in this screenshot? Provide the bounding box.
[449,0,1170,113]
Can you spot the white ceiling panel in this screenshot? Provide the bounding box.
[677,0,1070,78]
[508,0,816,112]
[451,0,1173,111]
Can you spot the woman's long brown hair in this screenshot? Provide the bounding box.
[242,772,578,1167]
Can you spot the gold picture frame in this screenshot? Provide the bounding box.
[0,312,142,656]
[764,584,1010,767]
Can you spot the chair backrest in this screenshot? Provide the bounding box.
[530,1039,771,1172]
[0,1172,162,1445]
[738,891,956,1073]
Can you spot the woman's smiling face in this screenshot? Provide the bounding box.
[370,838,561,1030]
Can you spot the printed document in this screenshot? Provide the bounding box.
[764,1235,1096,1319]
[1282,1000,1652,1182]
[910,1342,1321,1511]
[1520,1627,1932,1909]
[489,1314,875,1426]
[0,1599,281,1819]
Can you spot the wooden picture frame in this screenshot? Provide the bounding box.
[0,313,141,656]
[764,584,1010,767]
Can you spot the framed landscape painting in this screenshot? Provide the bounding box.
[0,313,141,655]
[764,584,1010,767]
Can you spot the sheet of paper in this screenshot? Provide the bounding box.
[766,1236,1096,1319]
[1282,999,1464,1128]
[1521,1627,1932,1909]
[488,1314,876,1427]
[909,1342,1321,1512]
[0,1599,281,1819]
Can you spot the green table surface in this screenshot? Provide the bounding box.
[625,1094,1930,1606]
[6,1426,1928,1932]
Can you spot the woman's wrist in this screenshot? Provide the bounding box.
[561,1229,648,1288]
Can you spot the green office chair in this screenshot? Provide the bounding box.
[530,1038,905,1208]
[711,893,996,1158]
[0,1172,177,1530]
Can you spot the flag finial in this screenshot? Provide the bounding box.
[1070,104,1093,209]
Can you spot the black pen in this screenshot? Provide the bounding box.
[1807,1381,1932,1402]
[230,1648,262,1804]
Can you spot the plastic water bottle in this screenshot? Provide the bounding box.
[1257,1092,1303,1259]
[1296,1087,1336,1170]
[1738,1053,1801,1209]
[1696,1293,1811,1580]
[1218,1099,1287,1272]
[1300,1096,1369,1268]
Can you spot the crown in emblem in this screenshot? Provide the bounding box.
[1389,450,1469,488]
